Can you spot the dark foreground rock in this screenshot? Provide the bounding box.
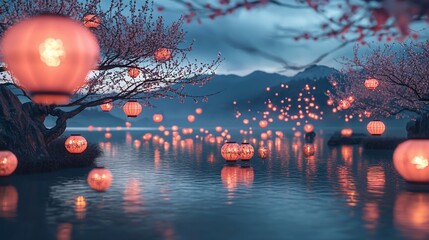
[327,132,367,146]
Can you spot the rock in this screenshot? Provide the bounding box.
[327,131,366,146]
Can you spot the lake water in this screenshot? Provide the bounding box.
[0,129,427,240]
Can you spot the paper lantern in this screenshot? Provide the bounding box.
[87,167,112,192]
[339,100,351,110]
[221,142,241,162]
[393,140,429,183]
[128,67,140,78]
[257,147,269,159]
[259,120,268,128]
[153,114,163,123]
[367,120,385,136]
[187,115,195,123]
[0,151,18,176]
[304,124,314,133]
[303,143,315,157]
[327,99,334,105]
[65,134,87,154]
[83,14,100,28]
[1,14,99,105]
[195,108,203,115]
[364,78,379,90]
[240,143,254,161]
[341,128,353,137]
[123,100,142,117]
[125,121,132,128]
[100,101,113,112]
[154,47,171,62]
[215,126,222,132]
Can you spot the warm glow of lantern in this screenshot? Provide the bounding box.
[367,120,385,136]
[341,128,353,137]
[0,185,18,218]
[240,143,254,161]
[0,151,18,177]
[215,126,222,132]
[257,147,269,159]
[327,99,334,105]
[154,47,171,62]
[123,100,142,117]
[100,101,113,112]
[65,134,87,154]
[303,124,314,133]
[1,14,99,105]
[195,108,203,115]
[364,78,379,90]
[125,121,132,128]
[243,119,249,125]
[259,120,268,128]
[303,143,315,157]
[393,140,429,183]
[87,167,112,192]
[83,14,100,28]
[128,67,140,78]
[339,100,351,110]
[221,142,241,162]
[153,114,163,123]
[187,115,195,123]
[394,192,429,240]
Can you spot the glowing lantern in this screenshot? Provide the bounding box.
[364,78,379,90]
[257,147,269,159]
[104,132,112,139]
[87,167,112,192]
[154,47,171,62]
[215,126,222,132]
[327,99,334,105]
[1,14,99,105]
[0,151,18,176]
[393,140,429,183]
[304,124,314,133]
[83,14,100,28]
[240,143,254,161]
[75,196,87,208]
[367,120,385,136]
[172,125,179,131]
[339,100,351,110]
[259,120,268,128]
[127,67,140,78]
[125,121,132,128]
[187,115,195,123]
[243,119,249,124]
[195,108,203,115]
[303,143,315,157]
[341,128,353,137]
[65,134,87,154]
[123,100,142,117]
[100,101,113,112]
[221,142,241,162]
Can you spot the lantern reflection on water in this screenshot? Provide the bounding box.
[0,185,18,218]
[303,143,315,157]
[394,192,429,240]
[257,147,269,159]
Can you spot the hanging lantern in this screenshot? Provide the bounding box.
[341,128,353,137]
[393,140,429,183]
[339,100,351,110]
[195,108,203,115]
[259,120,268,128]
[303,143,315,157]
[128,67,140,78]
[87,167,112,192]
[1,14,99,105]
[364,78,379,90]
[327,99,334,106]
[240,143,254,161]
[100,100,113,112]
[221,142,241,162]
[65,134,87,154]
[123,100,142,117]
[187,115,195,123]
[154,47,171,62]
[0,151,18,176]
[153,114,163,123]
[367,120,385,136]
[83,14,100,28]
[257,147,269,159]
[303,124,314,133]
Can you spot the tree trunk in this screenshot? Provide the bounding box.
[406,113,429,139]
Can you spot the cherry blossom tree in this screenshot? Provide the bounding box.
[328,40,429,137]
[0,0,221,171]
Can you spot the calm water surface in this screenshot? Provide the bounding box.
[0,130,427,240]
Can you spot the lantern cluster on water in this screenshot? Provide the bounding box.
[221,142,255,162]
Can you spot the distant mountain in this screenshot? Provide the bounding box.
[293,65,339,80]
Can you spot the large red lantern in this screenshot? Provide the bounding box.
[0,151,18,176]
[154,47,171,62]
[221,142,241,162]
[100,101,113,112]
[393,140,429,183]
[367,120,385,136]
[1,14,99,105]
[240,143,254,161]
[83,14,100,28]
[364,78,379,90]
[123,100,142,117]
[65,134,87,154]
[303,124,314,133]
[128,67,140,78]
[87,167,112,192]
[153,114,163,123]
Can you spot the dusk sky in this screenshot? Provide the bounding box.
[155,0,429,76]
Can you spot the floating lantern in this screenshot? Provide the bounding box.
[393,140,429,183]
[339,100,351,110]
[153,114,163,123]
[303,143,315,157]
[364,78,379,90]
[259,120,268,128]
[195,108,203,115]
[367,120,385,136]
[221,142,241,162]
[171,125,179,131]
[128,67,140,78]
[243,119,249,125]
[100,101,113,112]
[327,99,334,105]
[87,167,112,192]
[1,14,99,105]
[257,147,269,159]
[83,14,100,28]
[0,151,18,176]
[123,100,142,117]
[215,126,222,132]
[104,132,112,139]
[341,128,353,137]
[125,121,132,128]
[154,47,171,62]
[65,134,87,154]
[187,115,195,123]
[304,124,314,133]
[240,143,254,161]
